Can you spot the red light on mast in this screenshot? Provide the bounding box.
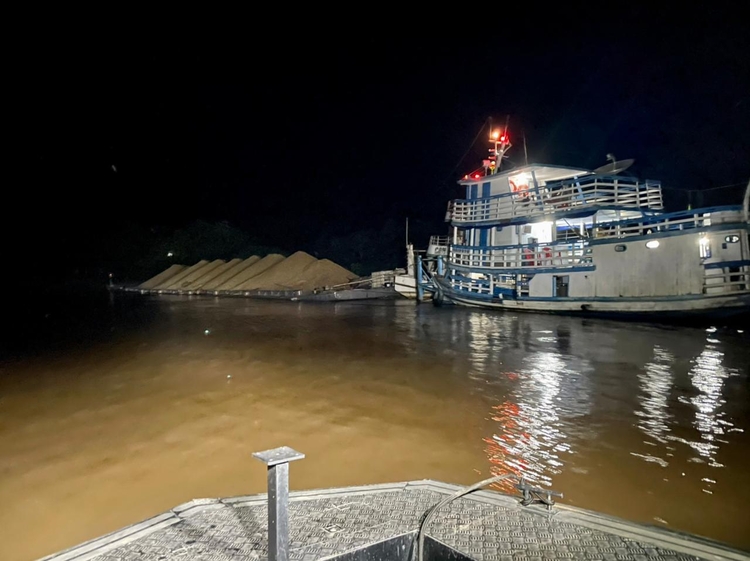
[500,133,508,143]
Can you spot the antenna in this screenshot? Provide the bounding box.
[743,178,749,223]
[488,116,512,174]
[523,131,528,166]
[592,157,635,176]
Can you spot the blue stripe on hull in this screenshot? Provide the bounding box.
[432,277,750,324]
[704,259,750,269]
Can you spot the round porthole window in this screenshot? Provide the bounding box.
[615,244,627,252]
[646,240,660,249]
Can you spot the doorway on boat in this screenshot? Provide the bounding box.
[553,275,569,297]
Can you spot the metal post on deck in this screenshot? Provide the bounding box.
[416,255,424,303]
[253,446,305,561]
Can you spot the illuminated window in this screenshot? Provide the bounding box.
[699,235,711,259]
[724,234,740,243]
[645,240,660,249]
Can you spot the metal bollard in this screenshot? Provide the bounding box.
[253,446,305,561]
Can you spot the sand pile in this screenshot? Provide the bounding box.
[202,256,259,290]
[175,259,225,289]
[236,251,317,290]
[191,258,242,289]
[159,260,209,289]
[295,258,359,290]
[140,252,358,293]
[218,254,285,290]
[139,264,186,289]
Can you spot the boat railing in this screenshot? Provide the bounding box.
[427,235,450,256]
[450,176,663,225]
[703,264,750,294]
[447,272,532,298]
[592,206,745,241]
[450,242,591,270]
[448,273,492,296]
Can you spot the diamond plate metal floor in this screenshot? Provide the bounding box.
[40,480,748,561]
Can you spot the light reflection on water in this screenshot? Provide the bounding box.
[0,294,749,559]
[399,305,748,548]
[484,354,570,491]
[465,313,590,491]
[632,346,675,467]
[685,344,734,466]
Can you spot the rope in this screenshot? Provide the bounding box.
[415,473,516,561]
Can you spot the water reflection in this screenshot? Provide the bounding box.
[631,346,674,467]
[636,346,674,445]
[485,352,598,492]
[671,339,739,468]
[460,313,594,491]
[484,353,570,490]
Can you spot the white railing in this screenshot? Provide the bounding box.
[448,272,532,297]
[427,235,450,256]
[451,177,663,224]
[449,276,492,296]
[592,208,745,240]
[450,242,591,270]
[703,268,750,294]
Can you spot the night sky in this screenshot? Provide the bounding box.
[13,8,749,283]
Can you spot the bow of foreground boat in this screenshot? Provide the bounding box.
[40,447,749,561]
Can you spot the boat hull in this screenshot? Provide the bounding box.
[394,274,417,298]
[293,287,399,301]
[433,277,750,321]
[394,274,433,300]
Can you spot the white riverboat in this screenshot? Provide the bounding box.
[418,126,750,320]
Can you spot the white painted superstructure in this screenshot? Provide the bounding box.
[420,128,750,319]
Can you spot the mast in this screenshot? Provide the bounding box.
[744,178,750,223]
[523,131,528,166]
[488,118,512,174]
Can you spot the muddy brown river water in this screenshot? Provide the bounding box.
[1,292,748,560]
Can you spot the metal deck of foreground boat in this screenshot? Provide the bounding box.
[40,483,747,560]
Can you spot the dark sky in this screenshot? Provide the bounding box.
[14,8,750,272]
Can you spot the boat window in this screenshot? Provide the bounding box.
[645,240,660,249]
[724,234,740,243]
[615,245,627,252]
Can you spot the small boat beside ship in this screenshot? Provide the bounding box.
[413,123,750,320]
